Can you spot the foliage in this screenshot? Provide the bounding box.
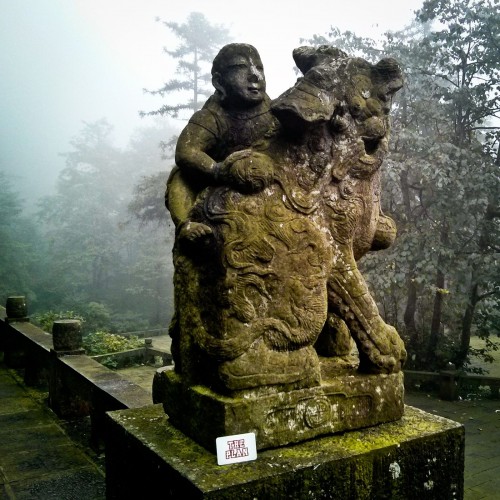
[128,171,171,226]
[77,302,111,334]
[100,357,119,370]
[122,233,174,327]
[107,311,150,334]
[33,120,175,328]
[36,120,126,308]
[475,296,500,339]
[141,12,232,118]
[6,15,225,334]
[306,0,500,371]
[125,123,175,226]
[31,310,84,333]
[83,331,143,356]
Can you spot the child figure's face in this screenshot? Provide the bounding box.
[217,50,266,108]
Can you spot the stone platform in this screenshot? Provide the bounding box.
[105,404,464,499]
[153,366,404,451]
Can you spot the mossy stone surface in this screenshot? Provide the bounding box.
[155,368,405,451]
[105,404,464,499]
[167,46,407,399]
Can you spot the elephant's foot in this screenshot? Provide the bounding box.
[329,293,406,374]
[353,315,406,374]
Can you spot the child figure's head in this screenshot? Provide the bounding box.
[212,43,266,109]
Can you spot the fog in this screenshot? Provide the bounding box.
[0,0,423,207]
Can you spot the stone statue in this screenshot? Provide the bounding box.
[156,44,407,452]
[166,43,279,242]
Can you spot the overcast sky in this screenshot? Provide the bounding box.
[0,0,424,206]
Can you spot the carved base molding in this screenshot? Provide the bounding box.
[154,366,405,452]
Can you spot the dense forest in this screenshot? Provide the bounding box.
[1,121,176,334]
[1,0,499,372]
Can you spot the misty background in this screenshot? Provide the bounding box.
[1,0,499,373]
[1,0,422,204]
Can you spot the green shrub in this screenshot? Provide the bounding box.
[83,331,143,355]
[79,302,111,333]
[32,310,84,333]
[100,356,119,369]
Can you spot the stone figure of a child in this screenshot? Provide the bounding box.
[166,43,279,242]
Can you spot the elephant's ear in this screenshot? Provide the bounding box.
[292,46,318,74]
[293,45,348,75]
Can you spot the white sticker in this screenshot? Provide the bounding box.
[216,432,257,465]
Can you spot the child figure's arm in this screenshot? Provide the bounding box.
[175,118,219,184]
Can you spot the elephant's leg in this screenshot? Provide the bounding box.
[327,257,406,374]
[314,312,352,357]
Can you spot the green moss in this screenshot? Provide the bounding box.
[107,404,464,499]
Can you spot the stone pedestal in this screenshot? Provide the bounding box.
[105,404,464,499]
[154,367,405,452]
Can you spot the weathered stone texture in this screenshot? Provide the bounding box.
[105,404,464,499]
[158,43,408,450]
[155,367,404,451]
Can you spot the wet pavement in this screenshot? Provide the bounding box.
[0,360,105,499]
[404,391,500,500]
[1,356,500,499]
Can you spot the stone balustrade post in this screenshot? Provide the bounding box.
[439,363,459,401]
[51,319,84,355]
[3,296,29,366]
[49,319,87,419]
[5,296,29,323]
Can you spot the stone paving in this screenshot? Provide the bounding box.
[405,391,500,500]
[0,361,105,499]
[1,355,500,499]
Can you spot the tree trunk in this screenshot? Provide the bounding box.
[428,265,445,355]
[404,263,418,335]
[400,169,419,355]
[456,282,478,367]
[427,224,448,367]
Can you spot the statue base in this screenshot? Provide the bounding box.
[105,403,464,499]
[153,363,405,452]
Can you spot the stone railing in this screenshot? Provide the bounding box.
[404,368,500,401]
[0,298,160,448]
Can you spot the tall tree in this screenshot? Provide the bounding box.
[134,13,232,220]
[37,120,127,308]
[0,171,40,304]
[123,125,175,326]
[305,0,500,370]
[416,0,500,367]
[141,12,232,119]
[124,122,174,226]
[36,119,175,329]
[135,13,232,220]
